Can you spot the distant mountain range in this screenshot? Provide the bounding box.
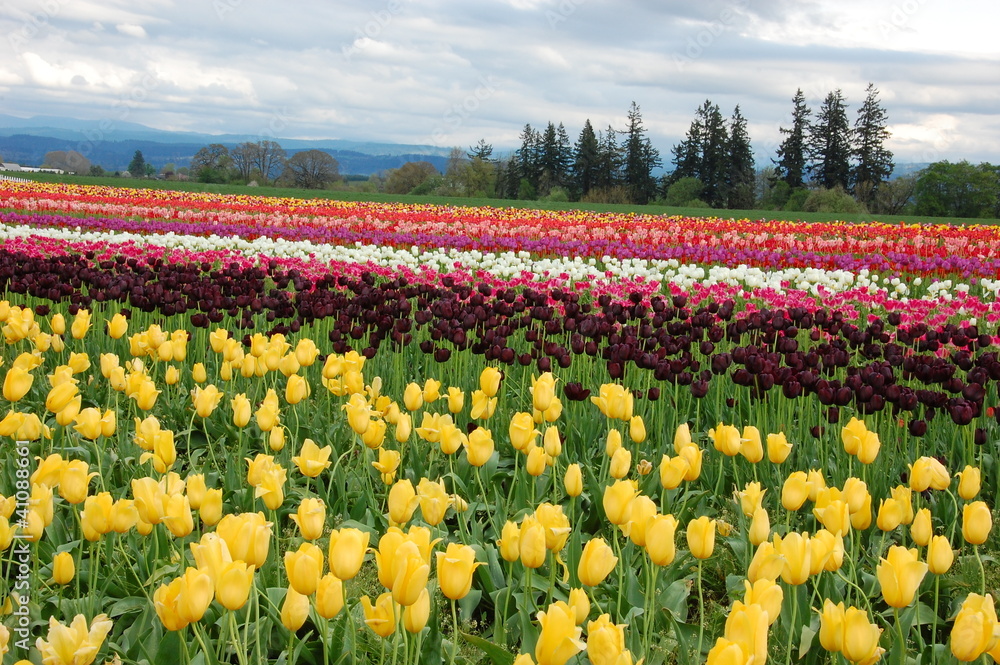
[0,114,453,175]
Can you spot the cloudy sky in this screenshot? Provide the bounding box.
[1,0,998,164]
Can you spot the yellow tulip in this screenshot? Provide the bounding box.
[52,551,75,585]
[773,532,811,585]
[2,366,33,402]
[739,426,763,463]
[857,430,881,464]
[578,537,618,586]
[928,535,955,575]
[645,513,679,566]
[292,438,332,478]
[131,379,160,411]
[659,454,690,490]
[609,447,631,479]
[190,532,232,585]
[891,485,914,525]
[403,382,424,411]
[950,593,1000,661]
[140,429,177,474]
[841,607,885,665]
[705,638,750,665]
[781,471,810,511]
[390,540,430,606]
[497,520,521,562]
[45,381,79,414]
[709,423,741,456]
[216,561,254,611]
[743,578,782,626]
[519,515,547,569]
[587,613,631,665]
[70,309,91,339]
[131,477,167,525]
[602,480,639,526]
[748,507,770,547]
[0,410,25,438]
[394,411,412,442]
[361,592,396,638]
[509,411,539,452]
[910,508,933,547]
[623,495,657,547]
[961,501,992,545]
[477,366,501,397]
[192,384,224,418]
[958,465,982,500]
[372,448,401,484]
[328,527,370,580]
[737,482,766,517]
[532,372,558,413]
[281,587,310,631]
[284,542,324,596]
[285,374,310,405]
[416,477,451,526]
[388,479,420,526]
[162,494,194,538]
[687,516,717,560]
[818,598,846,652]
[543,426,562,458]
[36,614,113,663]
[563,463,583,498]
[216,512,272,568]
[58,459,95,504]
[525,445,549,477]
[841,417,867,455]
[107,313,128,338]
[535,503,572,551]
[73,407,103,441]
[154,568,214,629]
[851,492,873,530]
[565,587,589,625]
[437,542,482,600]
[291,497,326,541]
[724,601,769,664]
[199,489,223,526]
[470,389,498,420]
[877,545,928,608]
[255,390,280,432]
[629,415,646,444]
[316,573,344,619]
[816,499,851,537]
[438,420,466,455]
[766,431,792,463]
[909,456,951,492]
[534,601,585,665]
[80,492,113,541]
[403,588,430,633]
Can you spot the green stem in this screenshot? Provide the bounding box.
[894,607,906,665]
[449,598,460,665]
[696,559,705,659]
[785,585,799,665]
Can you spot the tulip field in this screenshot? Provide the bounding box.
[1,180,999,665]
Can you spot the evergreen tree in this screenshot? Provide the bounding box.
[127,150,146,178]
[515,124,541,195]
[467,139,494,161]
[594,124,622,192]
[537,122,571,196]
[699,101,729,207]
[670,119,702,183]
[572,119,600,198]
[623,101,661,204]
[727,105,755,209]
[851,83,894,208]
[809,90,852,190]
[774,89,811,189]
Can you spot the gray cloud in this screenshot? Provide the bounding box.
[0,0,997,163]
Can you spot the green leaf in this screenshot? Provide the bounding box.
[109,596,148,618]
[154,631,181,665]
[461,631,516,665]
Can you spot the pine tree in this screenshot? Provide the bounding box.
[623,101,661,204]
[775,89,811,189]
[572,119,600,198]
[515,124,541,196]
[852,83,894,208]
[699,101,729,207]
[670,120,702,183]
[594,125,622,192]
[127,150,146,178]
[809,90,852,190]
[727,105,755,209]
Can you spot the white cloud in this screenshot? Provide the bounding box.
[115,23,148,39]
